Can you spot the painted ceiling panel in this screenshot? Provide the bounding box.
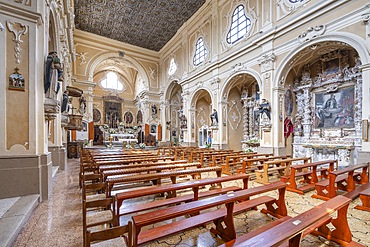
[74,0,207,51]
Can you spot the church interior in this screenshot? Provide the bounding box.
[1,0,370,246]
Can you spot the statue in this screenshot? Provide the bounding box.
[210,109,218,126]
[79,96,87,114]
[259,99,271,120]
[44,51,63,98]
[61,92,69,113]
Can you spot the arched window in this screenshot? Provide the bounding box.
[193,37,207,66]
[226,5,251,44]
[289,0,302,3]
[100,71,125,91]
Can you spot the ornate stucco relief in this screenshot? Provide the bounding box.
[6,21,28,64]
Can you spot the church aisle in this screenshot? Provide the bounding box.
[12,159,83,247]
[11,158,370,247]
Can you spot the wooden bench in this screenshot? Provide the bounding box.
[94,156,175,167]
[220,195,364,247]
[101,162,202,181]
[128,181,288,247]
[86,225,129,247]
[106,166,222,196]
[222,153,272,175]
[283,160,337,194]
[199,150,235,167]
[115,173,249,217]
[354,185,370,212]
[255,157,311,184]
[98,159,189,172]
[237,155,291,174]
[312,162,369,200]
[211,151,243,167]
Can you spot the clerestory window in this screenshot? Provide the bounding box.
[226,5,251,44]
[100,71,124,91]
[193,37,208,66]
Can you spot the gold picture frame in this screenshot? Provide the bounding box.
[362,119,368,141]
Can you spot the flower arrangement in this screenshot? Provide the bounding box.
[139,143,146,149]
[128,130,134,134]
[103,124,109,130]
[133,126,138,130]
[243,147,254,153]
[125,144,132,149]
[108,128,116,134]
[119,122,125,126]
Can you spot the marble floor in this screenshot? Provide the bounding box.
[11,158,370,247]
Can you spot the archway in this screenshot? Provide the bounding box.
[277,40,363,166]
[190,89,213,147]
[221,73,260,151]
[165,81,183,145]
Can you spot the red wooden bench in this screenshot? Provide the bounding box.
[106,166,222,195]
[222,153,272,175]
[115,173,249,217]
[98,159,189,172]
[354,185,370,212]
[283,159,337,194]
[312,162,369,200]
[220,195,364,247]
[237,155,291,174]
[255,157,311,184]
[127,181,287,247]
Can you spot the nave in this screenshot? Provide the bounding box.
[10,157,370,247]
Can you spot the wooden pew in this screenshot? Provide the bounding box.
[255,157,311,184]
[106,166,222,196]
[199,150,235,167]
[222,153,272,175]
[312,162,369,200]
[86,225,129,247]
[211,151,243,167]
[220,195,364,247]
[94,156,175,167]
[101,162,202,181]
[354,186,370,212]
[237,155,292,174]
[115,173,249,217]
[98,159,189,172]
[283,160,337,194]
[127,181,288,247]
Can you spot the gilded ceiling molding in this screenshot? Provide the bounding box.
[6,21,28,64]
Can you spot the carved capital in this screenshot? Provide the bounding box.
[258,53,276,72]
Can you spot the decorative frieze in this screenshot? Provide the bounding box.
[258,53,275,72]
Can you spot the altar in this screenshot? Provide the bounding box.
[301,142,354,167]
[105,133,138,147]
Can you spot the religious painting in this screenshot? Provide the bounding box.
[284,89,293,117]
[150,124,157,133]
[124,111,133,124]
[137,110,143,124]
[9,67,25,91]
[323,58,340,76]
[93,108,101,122]
[314,87,354,129]
[104,101,122,128]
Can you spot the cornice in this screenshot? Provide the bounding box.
[0,3,43,26]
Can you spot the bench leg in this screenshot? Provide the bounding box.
[210,202,236,241]
[261,188,288,218]
[355,194,370,212]
[312,204,352,246]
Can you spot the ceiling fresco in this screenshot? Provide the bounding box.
[74,0,207,51]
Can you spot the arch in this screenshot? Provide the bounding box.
[220,69,262,100]
[87,52,151,92]
[164,80,182,101]
[274,32,370,88]
[190,86,214,108]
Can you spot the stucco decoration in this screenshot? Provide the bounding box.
[74,0,206,51]
[0,22,4,31]
[76,52,88,66]
[228,100,241,131]
[298,25,326,43]
[14,0,31,6]
[6,21,28,64]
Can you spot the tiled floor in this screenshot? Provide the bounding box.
[11,158,370,247]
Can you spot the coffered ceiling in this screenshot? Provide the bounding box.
[74,0,207,52]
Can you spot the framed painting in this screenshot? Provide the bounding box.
[314,87,354,129]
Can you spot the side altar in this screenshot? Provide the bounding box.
[292,49,362,167]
